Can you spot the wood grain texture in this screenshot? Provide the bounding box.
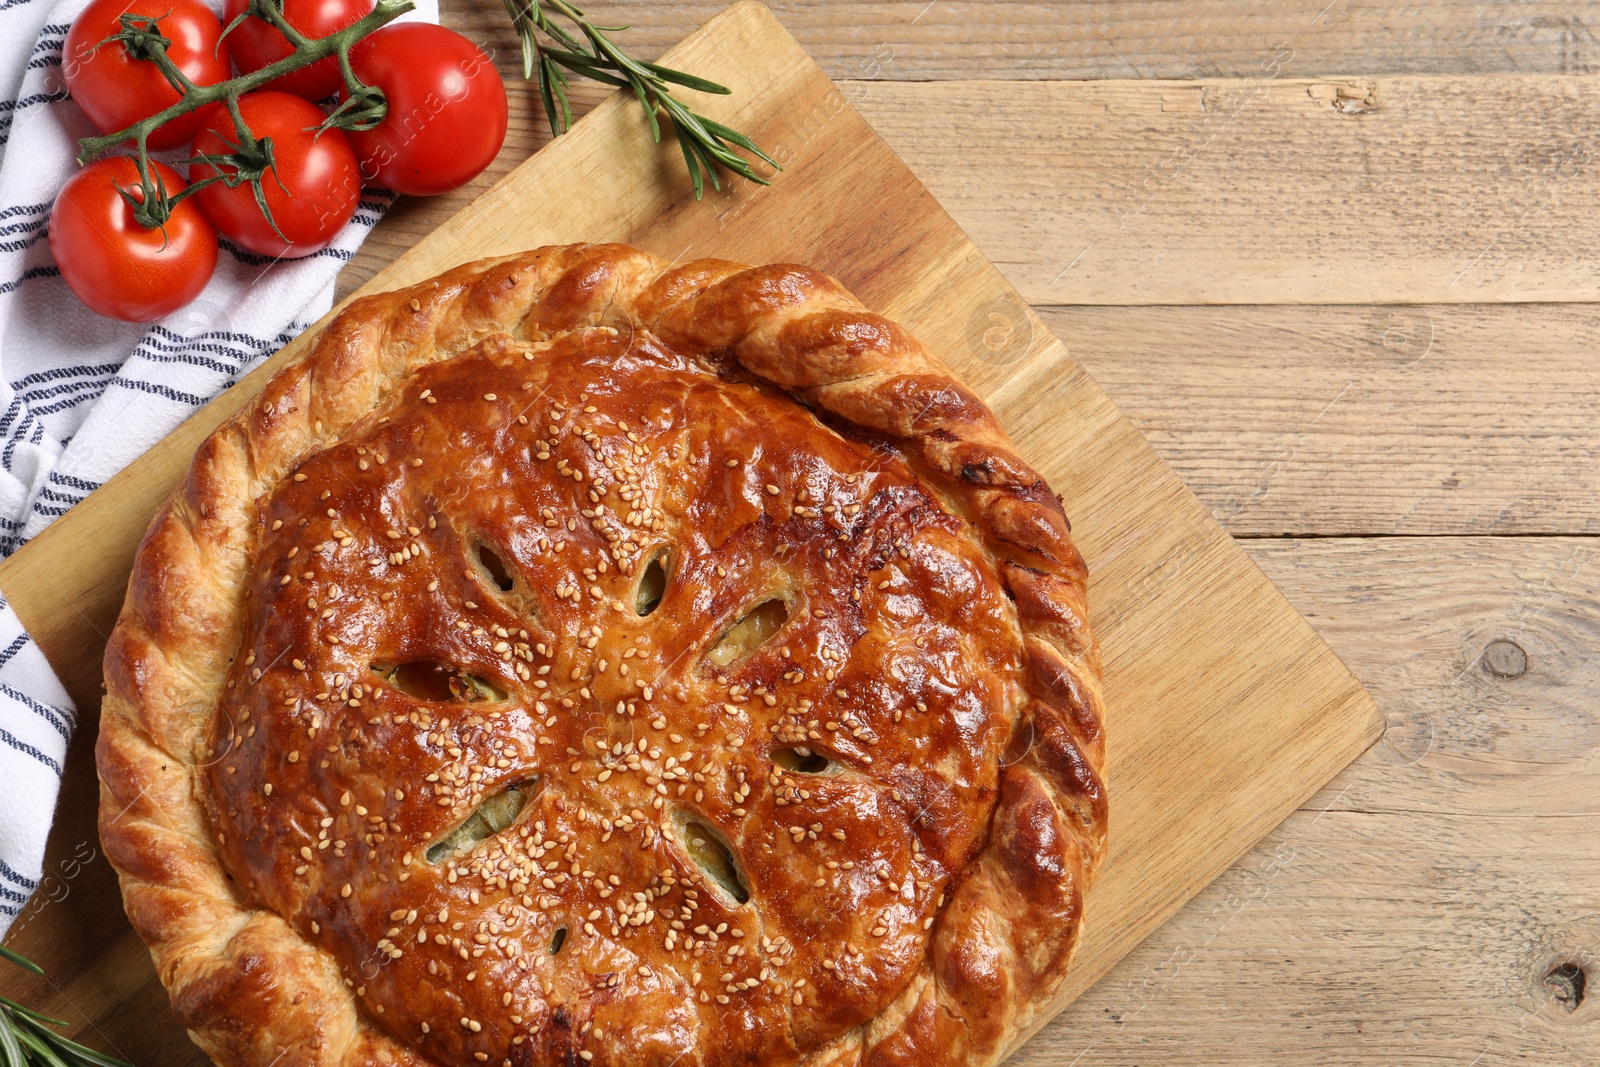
[0,4,1378,1065]
[344,64,1600,307]
[1246,537,1600,822]
[447,1,1600,81]
[853,74,1600,305]
[1018,536,1600,1065]
[1042,303,1600,537]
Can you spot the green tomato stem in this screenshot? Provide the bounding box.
[74,0,414,166]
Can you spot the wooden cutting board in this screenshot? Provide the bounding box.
[0,3,1381,1062]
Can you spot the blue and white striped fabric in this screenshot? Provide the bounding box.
[0,592,74,934]
[0,0,437,937]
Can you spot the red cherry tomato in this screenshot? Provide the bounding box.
[223,0,373,101]
[189,92,360,258]
[64,0,231,150]
[342,24,507,196]
[50,157,218,322]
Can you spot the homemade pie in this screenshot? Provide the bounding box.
[97,243,1107,1067]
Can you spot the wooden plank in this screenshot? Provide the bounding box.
[0,4,1378,1065]
[1246,536,1600,821]
[1032,811,1600,1064]
[448,1,1600,81]
[1040,303,1600,537]
[1020,535,1600,1065]
[346,71,1600,308]
[851,74,1600,305]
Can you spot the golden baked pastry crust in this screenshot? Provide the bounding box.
[96,243,1107,1067]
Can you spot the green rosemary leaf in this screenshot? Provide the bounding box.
[699,139,725,193]
[517,30,536,79]
[639,61,729,95]
[687,129,723,194]
[13,1018,134,1067]
[687,135,758,182]
[655,95,714,144]
[0,947,43,977]
[536,55,562,134]
[0,1014,25,1067]
[674,121,704,199]
[537,44,611,67]
[548,62,573,132]
[57,1044,137,1067]
[0,995,69,1028]
[590,42,650,81]
[696,116,778,169]
[531,8,586,53]
[628,76,661,144]
[70,1044,140,1067]
[660,97,752,178]
[10,1024,69,1067]
[545,53,628,88]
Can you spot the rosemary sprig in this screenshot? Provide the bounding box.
[501,0,777,199]
[0,946,137,1067]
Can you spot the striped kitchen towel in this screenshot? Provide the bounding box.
[0,0,437,938]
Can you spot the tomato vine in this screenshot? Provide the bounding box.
[73,0,414,235]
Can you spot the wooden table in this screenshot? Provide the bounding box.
[351,2,1591,1062]
[9,3,1596,1065]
